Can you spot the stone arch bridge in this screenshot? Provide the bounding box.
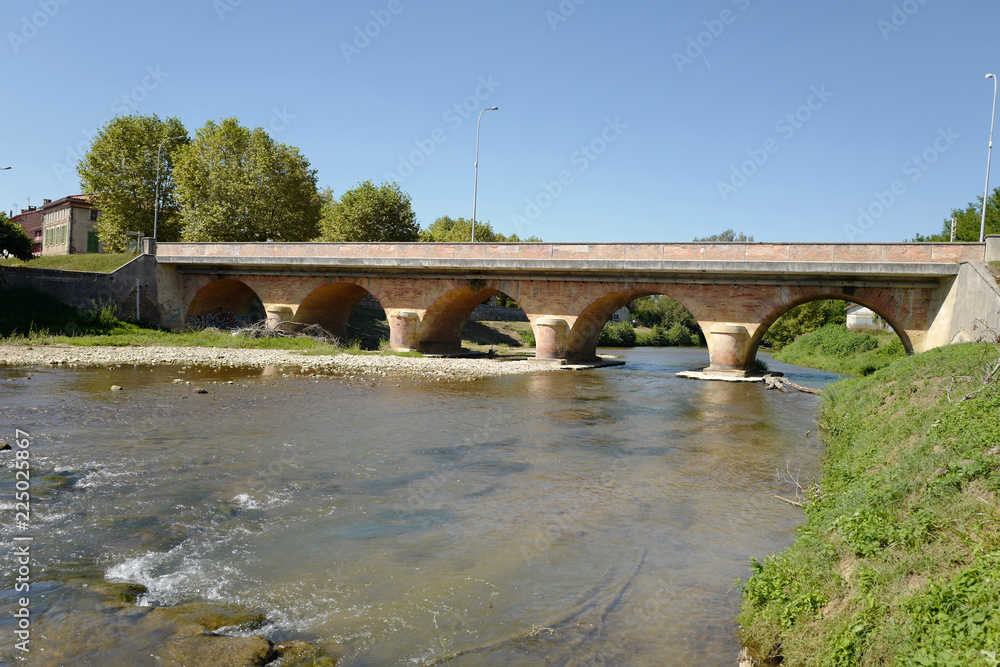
[152,239,1000,375]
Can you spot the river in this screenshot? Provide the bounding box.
[0,348,842,665]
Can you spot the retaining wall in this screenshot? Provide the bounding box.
[0,255,162,323]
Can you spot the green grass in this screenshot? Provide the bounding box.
[0,253,138,273]
[11,327,352,353]
[461,320,533,350]
[738,342,1000,666]
[774,324,906,376]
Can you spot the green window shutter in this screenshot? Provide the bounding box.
[87,231,99,253]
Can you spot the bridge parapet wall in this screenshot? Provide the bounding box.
[156,241,985,265]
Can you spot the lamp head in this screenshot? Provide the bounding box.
[490,106,499,111]
[988,73,996,80]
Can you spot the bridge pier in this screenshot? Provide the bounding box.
[265,305,294,332]
[388,310,421,352]
[534,316,570,360]
[705,324,753,376]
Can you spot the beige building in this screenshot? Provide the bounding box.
[40,195,102,255]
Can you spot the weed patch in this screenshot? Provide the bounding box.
[774,324,906,376]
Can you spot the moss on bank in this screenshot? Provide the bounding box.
[773,324,906,376]
[738,342,1000,666]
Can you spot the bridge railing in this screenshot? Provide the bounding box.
[154,241,986,264]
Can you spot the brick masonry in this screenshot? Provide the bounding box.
[157,241,990,369]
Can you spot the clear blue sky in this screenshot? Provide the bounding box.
[2,0,997,243]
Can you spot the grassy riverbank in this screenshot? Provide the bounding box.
[772,324,906,376]
[738,341,1000,665]
[0,252,138,272]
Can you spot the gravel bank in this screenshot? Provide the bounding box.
[0,344,557,381]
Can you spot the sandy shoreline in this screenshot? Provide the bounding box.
[0,344,558,380]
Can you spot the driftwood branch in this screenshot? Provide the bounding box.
[231,319,341,344]
[763,375,822,395]
[956,317,1000,402]
[773,495,803,508]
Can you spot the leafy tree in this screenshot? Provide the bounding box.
[629,296,704,340]
[693,229,754,242]
[174,118,321,242]
[77,114,188,251]
[762,299,847,350]
[626,295,704,347]
[913,186,1000,242]
[0,212,33,260]
[419,216,541,243]
[317,180,418,242]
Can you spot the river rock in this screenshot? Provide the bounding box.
[157,632,277,666]
[29,582,338,667]
[111,385,124,392]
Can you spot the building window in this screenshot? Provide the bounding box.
[90,209,99,221]
[87,231,99,253]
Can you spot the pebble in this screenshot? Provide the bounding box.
[0,345,558,382]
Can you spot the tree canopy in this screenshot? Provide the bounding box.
[77,114,188,252]
[913,186,1000,242]
[317,180,419,242]
[693,229,754,242]
[174,118,321,242]
[419,216,540,243]
[0,212,33,260]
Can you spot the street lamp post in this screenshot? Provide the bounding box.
[981,73,997,243]
[472,106,499,242]
[153,135,186,241]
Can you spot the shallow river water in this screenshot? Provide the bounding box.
[0,348,842,665]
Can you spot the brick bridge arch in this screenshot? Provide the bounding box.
[417,280,533,354]
[746,288,916,363]
[563,285,706,361]
[186,278,264,328]
[179,275,939,370]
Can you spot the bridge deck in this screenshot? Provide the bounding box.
[155,242,980,287]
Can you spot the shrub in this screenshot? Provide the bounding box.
[638,324,670,346]
[598,321,637,347]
